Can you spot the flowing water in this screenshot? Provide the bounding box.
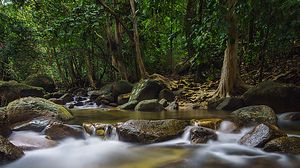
[2,109,300,168]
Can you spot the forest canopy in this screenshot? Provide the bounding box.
[0,0,299,88]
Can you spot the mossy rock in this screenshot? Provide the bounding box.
[129,79,164,102]
[0,135,24,164]
[25,74,56,92]
[6,97,73,124]
[232,105,277,126]
[263,136,300,154]
[117,119,189,144]
[134,99,164,112]
[243,81,300,113]
[0,81,45,106]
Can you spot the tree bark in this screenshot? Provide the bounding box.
[214,0,247,98]
[185,0,197,58]
[130,0,148,79]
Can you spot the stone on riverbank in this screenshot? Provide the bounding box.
[134,99,164,112]
[232,105,277,126]
[263,136,300,154]
[6,97,73,125]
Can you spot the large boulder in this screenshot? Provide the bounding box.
[5,97,73,125]
[129,79,164,102]
[134,99,164,112]
[44,122,85,140]
[263,136,300,154]
[243,81,300,113]
[216,97,245,111]
[231,105,277,126]
[238,123,287,148]
[190,126,218,144]
[25,74,56,93]
[117,119,189,143]
[0,81,45,107]
[0,135,24,164]
[112,80,133,96]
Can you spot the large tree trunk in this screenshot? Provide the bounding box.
[214,0,247,98]
[130,0,148,79]
[185,0,197,58]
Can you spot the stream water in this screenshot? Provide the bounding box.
[2,109,300,168]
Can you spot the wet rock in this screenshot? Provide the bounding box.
[190,126,218,144]
[159,99,168,107]
[25,74,55,93]
[9,132,57,150]
[263,136,300,154]
[232,105,277,126]
[117,119,189,143]
[281,112,300,121]
[44,122,85,140]
[60,93,74,104]
[48,98,64,105]
[6,97,73,125]
[74,101,84,106]
[0,135,24,164]
[83,123,113,137]
[159,89,175,102]
[67,104,75,109]
[119,100,138,110]
[117,93,130,105]
[243,81,300,113]
[238,123,287,148]
[192,118,223,130]
[74,96,86,102]
[0,81,45,107]
[216,97,245,111]
[165,100,179,111]
[129,79,164,102]
[134,99,164,112]
[12,117,52,132]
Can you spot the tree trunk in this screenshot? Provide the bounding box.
[130,0,148,79]
[214,0,247,98]
[185,0,197,58]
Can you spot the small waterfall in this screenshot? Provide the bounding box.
[108,127,119,141]
[182,126,192,142]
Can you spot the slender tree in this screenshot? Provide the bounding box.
[214,0,247,98]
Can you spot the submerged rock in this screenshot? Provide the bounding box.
[5,97,73,125]
[25,74,56,93]
[192,118,223,130]
[238,123,286,148]
[119,100,138,110]
[44,122,85,140]
[243,81,300,113]
[232,105,277,126]
[117,119,189,143]
[129,79,164,102]
[263,136,300,154]
[190,126,217,144]
[134,99,164,112]
[0,135,24,164]
[0,81,45,107]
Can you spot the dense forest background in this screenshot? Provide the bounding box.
[0,0,299,89]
